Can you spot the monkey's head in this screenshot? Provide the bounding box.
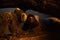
[14,8,27,23]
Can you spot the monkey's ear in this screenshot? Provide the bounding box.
[34,15,40,22]
[21,13,27,22]
[16,8,21,11]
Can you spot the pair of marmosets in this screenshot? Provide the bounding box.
[0,8,41,37]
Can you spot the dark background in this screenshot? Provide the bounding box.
[0,0,60,18]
